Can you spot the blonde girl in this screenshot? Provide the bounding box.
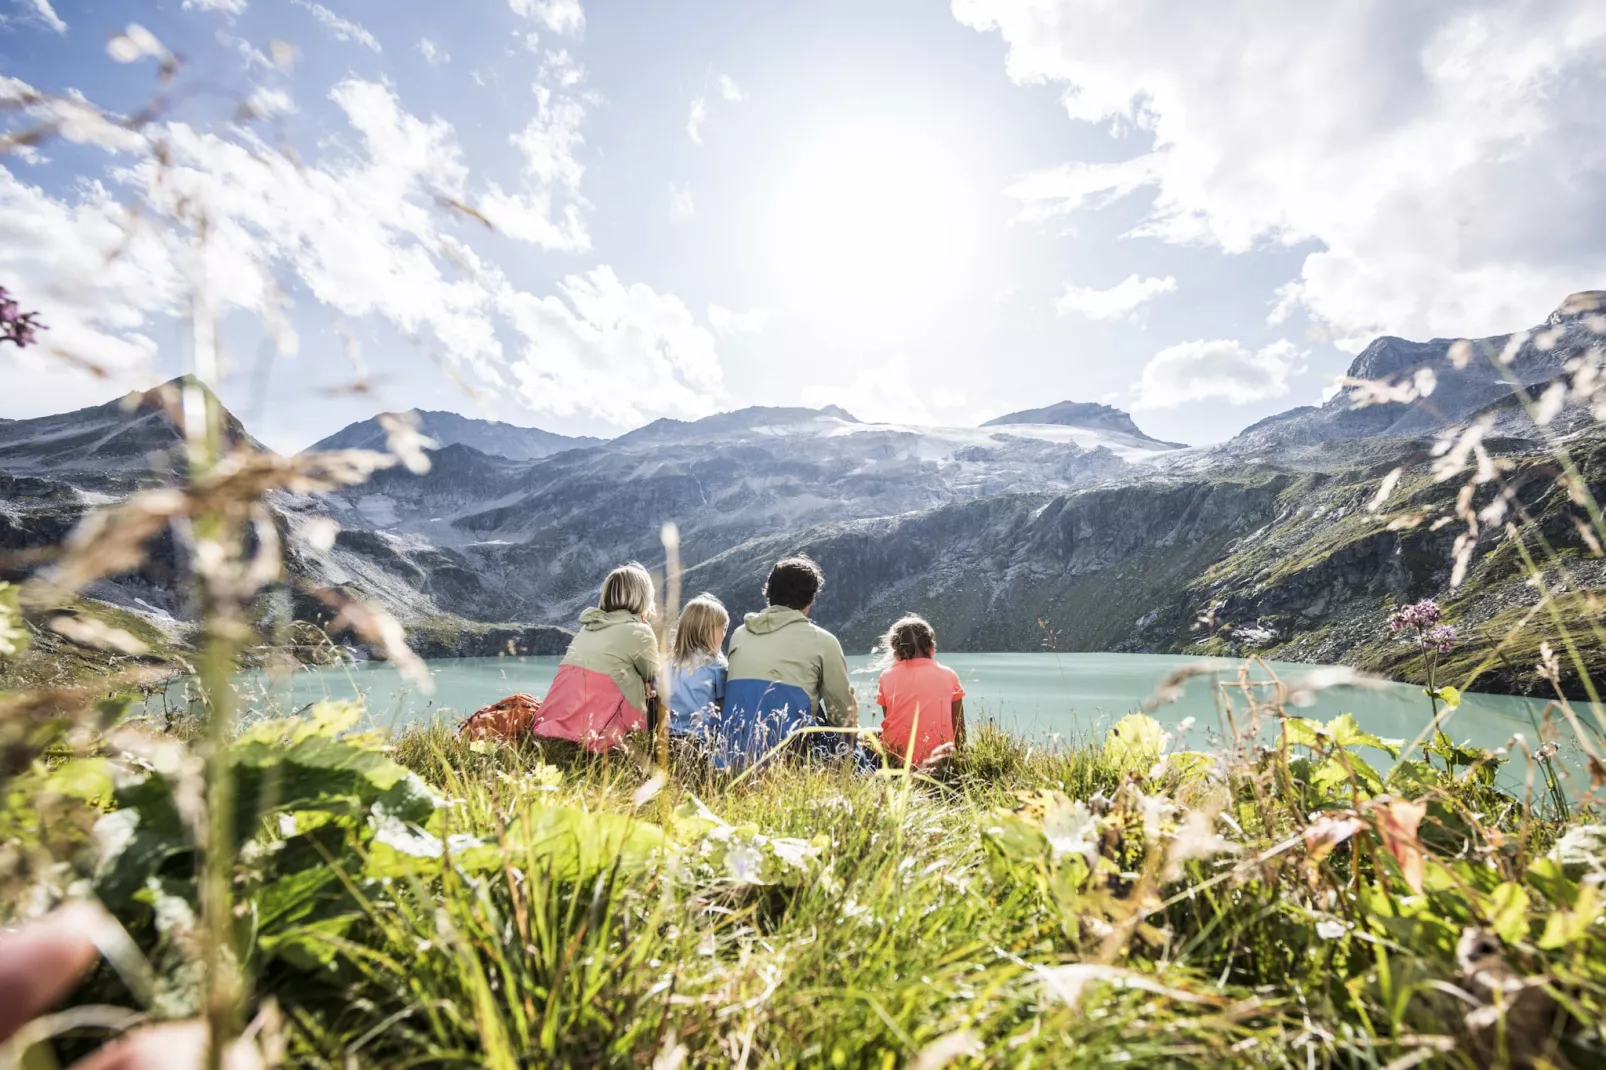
[666,593,730,737]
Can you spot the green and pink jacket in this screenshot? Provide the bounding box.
[533,608,659,751]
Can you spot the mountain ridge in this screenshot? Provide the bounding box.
[3,292,1604,697]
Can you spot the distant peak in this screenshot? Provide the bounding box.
[981,400,1182,447]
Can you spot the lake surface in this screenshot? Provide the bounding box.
[158,651,1591,785]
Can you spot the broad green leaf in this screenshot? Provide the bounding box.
[1539,882,1599,949]
[504,804,668,883]
[1284,718,1323,749]
[1387,760,1437,792]
[1322,713,1403,759]
[42,757,114,805]
[1433,686,1462,709]
[230,730,440,838]
[1286,715,1402,758]
[981,812,1049,865]
[1488,882,1532,945]
[1105,713,1166,773]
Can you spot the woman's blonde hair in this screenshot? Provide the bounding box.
[672,593,729,666]
[599,562,655,618]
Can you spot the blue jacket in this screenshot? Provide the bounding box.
[712,606,856,770]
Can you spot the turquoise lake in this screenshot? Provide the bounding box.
[157,651,1592,788]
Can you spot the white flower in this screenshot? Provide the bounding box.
[726,842,764,884]
[1042,798,1099,864]
[1316,919,1347,940]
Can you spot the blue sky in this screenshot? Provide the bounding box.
[3,0,1604,451]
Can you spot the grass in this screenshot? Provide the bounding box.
[9,699,1599,1069]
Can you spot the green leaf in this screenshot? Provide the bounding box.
[1488,882,1532,945]
[1286,714,1401,759]
[1387,759,1438,792]
[1105,713,1166,773]
[1539,882,1599,950]
[1283,718,1323,750]
[1322,713,1403,759]
[503,804,668,883]
[981,812,1050,866]
[1434,686,1462,709]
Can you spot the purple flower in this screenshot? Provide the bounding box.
[1425,624,1457,653]
[1388,599,1442,632]
[0,286,44,350]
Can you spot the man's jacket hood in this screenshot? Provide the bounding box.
[741,605,810,635]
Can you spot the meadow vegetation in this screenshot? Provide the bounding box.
[3,686,1603,1068]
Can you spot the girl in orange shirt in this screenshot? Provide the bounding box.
[873,614,966,767]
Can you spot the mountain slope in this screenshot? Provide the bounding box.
[1228,290,1606,454]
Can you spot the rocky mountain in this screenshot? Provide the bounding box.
[4,292,1604,696]
[310,409,599,461]
[982,400,1187,449]
[1225,290,1606,456]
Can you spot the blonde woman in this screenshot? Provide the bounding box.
[532,563,660,752]
[666,593,730,738]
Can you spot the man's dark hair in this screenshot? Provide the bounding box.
[764,554,823,611]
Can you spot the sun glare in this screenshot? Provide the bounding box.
[766,119,984,345]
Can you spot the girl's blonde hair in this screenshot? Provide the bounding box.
[672,593,729,666]
[599,562,655,618]
[870,613,936,671]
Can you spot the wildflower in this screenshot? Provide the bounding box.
[1316,919,1347,940]
[726,842,764,883]
[1041,797,1099,865]
[1388,600,1443,631]
[1425,624,1457,653]
[0,286,44,349]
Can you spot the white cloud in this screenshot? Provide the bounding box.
[669,183,695,220]
[417,38,448,66]
[707,304,768,336]
[479,78,590,252]
[687,71,743,146]
[500,268,722,426]
[182,0,248,13]
[1056,274,1176,321]
[289,0,380,53]
[686,96,707,146]
[800,352,960,425]
[0,76,721,427]
[510,0,584,38]
[960,0,1606,347]
[1132,339,1303,410]
[21,0,66,32]
[0,167,178,413]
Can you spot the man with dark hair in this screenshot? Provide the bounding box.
[713,554,857,770]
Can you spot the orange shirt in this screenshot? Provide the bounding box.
[876,657,965,766]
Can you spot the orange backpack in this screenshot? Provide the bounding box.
[459,693,543,742]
